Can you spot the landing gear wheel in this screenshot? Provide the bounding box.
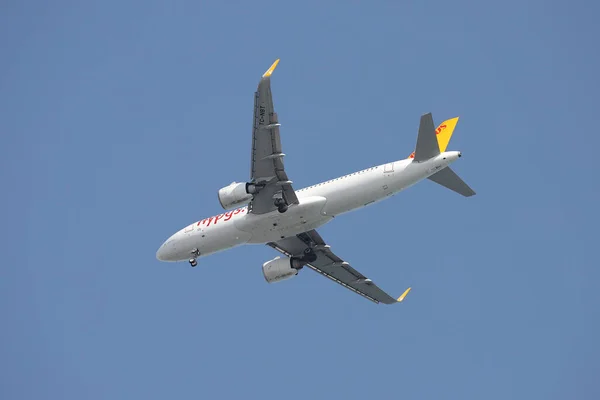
[274,197,288,213]
[189,258,198,267]
[302,248,317,263]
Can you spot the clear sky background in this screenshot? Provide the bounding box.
[2,1,599,399]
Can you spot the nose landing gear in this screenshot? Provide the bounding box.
[189,248,200,267]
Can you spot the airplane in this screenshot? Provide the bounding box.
[156,59,475,304]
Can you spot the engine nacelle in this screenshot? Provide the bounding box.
[217,182,257,210]
[262,256,304,283]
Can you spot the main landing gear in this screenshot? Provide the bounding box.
[301,247,318,263]
[291,247,318,270]
[274,197,288,213]
[189,258,198,267]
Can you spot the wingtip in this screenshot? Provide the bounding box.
[262,59,280,78]
[397,287,412,302]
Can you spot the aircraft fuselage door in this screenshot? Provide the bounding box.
[384,163,394,173]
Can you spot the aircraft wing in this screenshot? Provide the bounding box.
[267,230,411,304]
[249,59,299,214]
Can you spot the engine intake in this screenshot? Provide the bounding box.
[262,256,305,283]
[217,182,258,210]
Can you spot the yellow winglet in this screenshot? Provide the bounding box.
[262,59,280,78]
[397,287,412,302]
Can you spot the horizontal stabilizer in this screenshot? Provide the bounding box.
[413,113,440,162]
[428,167,476,197]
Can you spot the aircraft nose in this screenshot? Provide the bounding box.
[156,239,176,261]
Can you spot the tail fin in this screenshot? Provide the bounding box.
[413,113,440,162]
[408,116,460,159]
[428,166,476,197]
[436,117,459,152]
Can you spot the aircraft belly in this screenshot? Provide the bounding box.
[316,160,439,216]
[388,159,439,191]
[241,196,330,243]
[196,222,252,257]
[320,172,393,215]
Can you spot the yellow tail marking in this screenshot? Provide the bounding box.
[397,287,412,302]
[408,116,460,158]
[262,59,280,78]
[436,116,459,152]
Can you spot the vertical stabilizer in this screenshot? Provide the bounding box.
[436,117,459,152]
[413,113,440,162]
[408,116,459,159]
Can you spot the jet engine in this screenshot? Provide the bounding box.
[217,182,259,210]
[262,256,305,283]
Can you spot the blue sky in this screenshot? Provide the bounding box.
[2,1,599,399]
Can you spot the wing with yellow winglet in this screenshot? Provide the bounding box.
[249,59,300,214]
[267,229,411,304]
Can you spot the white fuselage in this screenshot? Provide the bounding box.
[156,151,460,262]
